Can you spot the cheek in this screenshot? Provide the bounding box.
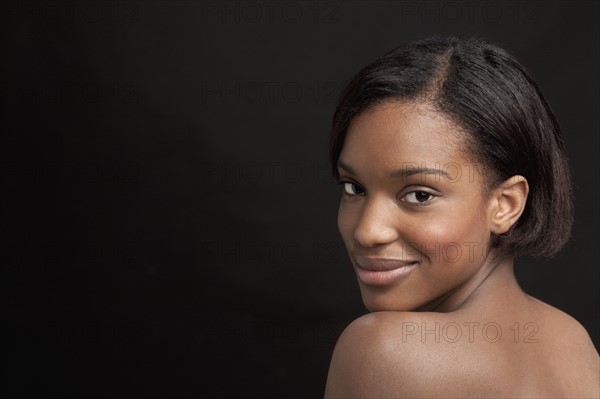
[404,209,488,264]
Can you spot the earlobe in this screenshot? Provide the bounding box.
[490,175,529,235]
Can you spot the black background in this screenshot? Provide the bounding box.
[3,1,598,398]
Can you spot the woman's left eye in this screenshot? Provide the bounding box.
[403,191,434,204]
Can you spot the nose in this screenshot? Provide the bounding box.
[353,198,399,248]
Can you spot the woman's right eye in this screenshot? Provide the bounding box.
[342,182,365,196]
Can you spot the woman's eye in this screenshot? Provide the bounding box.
[403,191,434,204]
[342,182,365,196]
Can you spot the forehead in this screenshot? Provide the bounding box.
[340,101,473,176]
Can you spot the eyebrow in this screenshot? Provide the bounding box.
[337,160,451,180]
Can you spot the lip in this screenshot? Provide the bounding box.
[353,256,418,286]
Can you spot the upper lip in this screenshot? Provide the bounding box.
[354,256,418,271]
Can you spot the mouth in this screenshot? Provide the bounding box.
[353,256,418,286]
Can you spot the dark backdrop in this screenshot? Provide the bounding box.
[3,1,598,398]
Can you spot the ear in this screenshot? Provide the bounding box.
[489,175,529,235]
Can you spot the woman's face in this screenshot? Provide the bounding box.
[337,100,498,312]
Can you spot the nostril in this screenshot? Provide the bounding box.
[354,225,398,248]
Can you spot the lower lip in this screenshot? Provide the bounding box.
[355,263,417,286]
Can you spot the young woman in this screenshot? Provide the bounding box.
[324,37,599,398]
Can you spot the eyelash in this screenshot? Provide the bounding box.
[338,181,365,196]
[336,180,437,206]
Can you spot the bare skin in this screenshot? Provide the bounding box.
[324,101,600,398]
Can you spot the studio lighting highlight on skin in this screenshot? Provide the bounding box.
[323,36,599,399]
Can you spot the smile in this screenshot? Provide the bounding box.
[353,256,418,286]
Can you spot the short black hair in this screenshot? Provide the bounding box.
[330,36,573,258]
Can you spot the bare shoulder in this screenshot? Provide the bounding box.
[526,296,597,351]
[527,296,600,368]
[324,307,600,398]
[324,311,490,398]
[324,312,418,398]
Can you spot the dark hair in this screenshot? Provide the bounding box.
[329,36,573,258]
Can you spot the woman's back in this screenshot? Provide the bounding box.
[325,265,600,398]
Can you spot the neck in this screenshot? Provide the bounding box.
[422,252,523,313]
